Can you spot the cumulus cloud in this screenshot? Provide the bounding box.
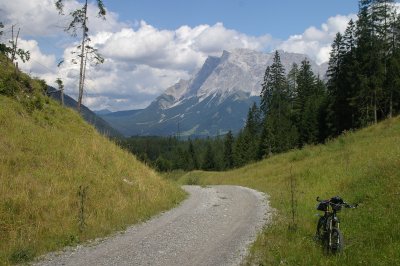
[192,22,274,55]
[52,21,273,111]
[99,21,273,72]
[1,0,358,111]
[48,36,193,110]
[0,0,126,37]
[16,39,57,74]
[278,14,357,65]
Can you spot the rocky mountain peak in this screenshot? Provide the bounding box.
[102,49,328,137]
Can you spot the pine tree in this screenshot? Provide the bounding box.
[223,131,234,169]
[384,1,400,118]
[187,139,198,170]
[354,0,396,124]
[287,63,299,109]
[259,51,298,156]
[325,0,400,134]
[295,59,326,145]
[246,102,262,135]
[315,77,329,142]
[202,143,216,171]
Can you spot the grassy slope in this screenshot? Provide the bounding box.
[0,58,185,264]
[179,117,400,265]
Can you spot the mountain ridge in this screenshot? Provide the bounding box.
[47,87,122,137]
[101,49,327,137]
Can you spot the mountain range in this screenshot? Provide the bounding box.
[100,48,327,137]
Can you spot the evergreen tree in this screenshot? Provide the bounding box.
[233,129,251,167]
[326,33,342,135]
[187,139,198,170]
[294,59,317,145]
[355,0,376,126]
[244,103,262,161]
[202,143,216,171]
[325,0,400,135]
[246,102,262,135]
[315,77,329,142]
[154,156,172,172]
[223,131,234,169]
[385,2,400,118]
[259,51,298,156]
[287,63,299,109]
[327,21,362,135]
[386,49,400,117]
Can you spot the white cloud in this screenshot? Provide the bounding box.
[0,0,126,37]
[1,0,359,111]
[192,22,273,55]
[278,14,357,65]
[17,39,58,79]
[99,21,273,72]
[51,21,274,111]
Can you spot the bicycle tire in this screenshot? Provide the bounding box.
[330,228,344,253]
[315,216,325,241]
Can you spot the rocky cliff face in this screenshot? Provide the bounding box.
[101,49,327,137]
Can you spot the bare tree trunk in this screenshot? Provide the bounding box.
[61,87,64,106]
[10,25,20,64]
[374,89,377,124]
[81,49,89,102]
[389,91,393,118]
[77,0,88,112]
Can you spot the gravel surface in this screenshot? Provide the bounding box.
[34,185,272,266]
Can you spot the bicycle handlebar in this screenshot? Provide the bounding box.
[345,203,358,208]
[316,196,358,208]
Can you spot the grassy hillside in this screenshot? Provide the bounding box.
[178,117,400,265]
[0,56,185,264]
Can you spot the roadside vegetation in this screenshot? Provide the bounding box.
[0,54,185,265]
[176,116,400,265]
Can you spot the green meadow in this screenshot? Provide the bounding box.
[177,117,400,265]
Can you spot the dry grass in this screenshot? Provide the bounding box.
[0,96,186,265]
[178,117,400,265]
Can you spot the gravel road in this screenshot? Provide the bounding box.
[34,185,272,266]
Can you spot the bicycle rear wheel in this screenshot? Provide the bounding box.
[315,216,325,241]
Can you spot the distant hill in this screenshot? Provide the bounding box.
[100,49,327,137]
[94,109,113,115]
[47,87,122,138]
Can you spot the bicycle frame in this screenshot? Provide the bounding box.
[324,206,340,250]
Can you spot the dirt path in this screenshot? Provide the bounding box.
[34,185,272,266]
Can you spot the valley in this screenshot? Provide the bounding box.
[1,0,400,265]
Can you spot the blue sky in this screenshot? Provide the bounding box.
[0,0,361,111]
[106,0,358,38]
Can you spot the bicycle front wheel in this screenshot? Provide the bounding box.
[330,228,344,253]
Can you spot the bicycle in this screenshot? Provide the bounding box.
[315,196,357,254]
